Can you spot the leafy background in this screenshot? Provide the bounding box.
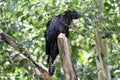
[0,0,120,80]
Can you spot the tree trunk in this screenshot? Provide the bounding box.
[94,0,111,80]
[57,33,78,80]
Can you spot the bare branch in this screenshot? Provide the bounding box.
[0,30,54,80]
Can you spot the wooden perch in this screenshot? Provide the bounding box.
[0,30,54,80]
[8,51,43,80]
[93,0,111,79]
[94,31,111,80]
[57,33,78,80]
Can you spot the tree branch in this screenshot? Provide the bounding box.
[0,30,54,80]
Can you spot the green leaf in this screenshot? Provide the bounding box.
[29,19,34,25]
[11,23,19,32]
[38,15,43,21]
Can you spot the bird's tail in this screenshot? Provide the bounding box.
[49,62,55,76]
[47,55,56,76]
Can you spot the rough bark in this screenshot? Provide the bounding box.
[94,31,111,80]
[93,0,111,80]
[57,33,78,80]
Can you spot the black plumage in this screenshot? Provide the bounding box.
[44,10,79,75]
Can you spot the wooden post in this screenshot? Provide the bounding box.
[94,0,111,80]
[94,31,111,80]
[57,33,78,80]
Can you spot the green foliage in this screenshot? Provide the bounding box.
[0,0,120,79]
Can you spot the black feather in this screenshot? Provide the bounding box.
[44,10,79,75]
